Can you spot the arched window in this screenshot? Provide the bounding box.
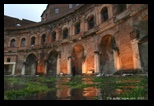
[52,31,56,41]
[101,7,108,22]
[75,22,80,34]
[119,4,126,13]
[31,36,35,45]
[42,34,46,44]
[63,28,69,39]
[21,38,26,47]
[10,39,15,47]
[88,16,94,30]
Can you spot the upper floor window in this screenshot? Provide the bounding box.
[52,31,56,41]
[101,7,108,22]
[75,22,80,34]
[10,39,15,47]
[7,58,11,62]
[21,38,26,47]
[88,16,94,30]
[76,4,79,7]
[42,34,46,44]
[63,28,69,39]
[119,4,126,13]
[69,4,73,9]
[54,8,59,13]
[31,36,35,45]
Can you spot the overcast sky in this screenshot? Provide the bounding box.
[4,4,48,22]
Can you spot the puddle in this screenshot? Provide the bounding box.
[4,77,148,100]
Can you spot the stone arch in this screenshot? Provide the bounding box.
[99,35,118,74]
[25,53,37,75]
[71,44,85,75]
[46,50,58,76]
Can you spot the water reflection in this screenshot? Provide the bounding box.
[4,77,147,100]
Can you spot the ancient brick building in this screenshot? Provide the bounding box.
[4,4,148,76]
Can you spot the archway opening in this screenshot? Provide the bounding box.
[47,50,58,76]
[25,53,37,75]
[99,35,116,74]
[138,19,148,73]
[72,44,84,75]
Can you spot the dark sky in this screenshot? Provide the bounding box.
[4,4,48,22]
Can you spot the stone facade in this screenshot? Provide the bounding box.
[4,4,148,76]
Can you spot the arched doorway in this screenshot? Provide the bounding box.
[72,44,84,75]
[47,50,58,76]
[25,53,37,75]
[99,35,117,74]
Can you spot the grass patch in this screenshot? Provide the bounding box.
[4,76,57,100]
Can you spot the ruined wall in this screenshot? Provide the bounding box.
[4,4,148,75]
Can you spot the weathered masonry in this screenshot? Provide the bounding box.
[4,4,148,76]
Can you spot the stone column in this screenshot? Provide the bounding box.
[131,39,141,70]
[94,51,100,74]
[56,57,61,75]
[67,56,72,75]
[44,60,48,75]
[12,63,16,75]
[21,63,26,75]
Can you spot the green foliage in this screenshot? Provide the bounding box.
[4,76,57,100]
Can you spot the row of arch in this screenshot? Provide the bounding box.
[6,4,127,48]
[21,35,118,76]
